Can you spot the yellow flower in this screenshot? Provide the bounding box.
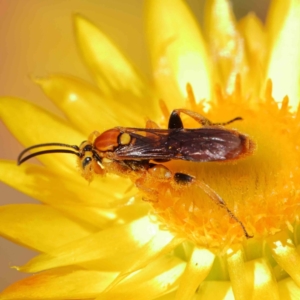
[1,0,300,299]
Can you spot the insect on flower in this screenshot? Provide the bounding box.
[18,108,255,238]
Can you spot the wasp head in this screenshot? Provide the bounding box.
[77,140,106,182]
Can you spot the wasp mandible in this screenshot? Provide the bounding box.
[18,109,255,238]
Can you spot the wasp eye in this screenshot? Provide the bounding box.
[82,157,92,169]
[83,144,92,152]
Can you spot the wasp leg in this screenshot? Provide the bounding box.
[168,110,184,129]
[169,109,243,128]
[143,164,252,238]
[174,172,253,239]
[135,163,173,202]
[135,177,159,203]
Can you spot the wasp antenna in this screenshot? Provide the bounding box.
[221,117,243,126]
[17,143,80,165]
[228,116,243,123]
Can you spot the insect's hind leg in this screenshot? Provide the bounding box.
[143,163,252,238]
[169,109,243,129]
[174,172,253,239]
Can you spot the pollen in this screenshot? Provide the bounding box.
[141,79,300,251]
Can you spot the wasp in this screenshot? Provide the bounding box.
[18,109,255,238]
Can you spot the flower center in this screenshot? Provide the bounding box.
[142,80,300,251]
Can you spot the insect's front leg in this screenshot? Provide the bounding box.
[137,163,252,239]
[168,109,242,129]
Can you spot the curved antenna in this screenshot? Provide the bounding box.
[18,143,80,165]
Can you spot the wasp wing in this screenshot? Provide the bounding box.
[114,127,250,162]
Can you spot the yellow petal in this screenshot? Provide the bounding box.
[0,160,138,228]
[52,204,117,229]
[113,202,150,225]
[0,160,130,207]
[226,245,251,300]
[175,247,215,299]
[0,97,84,172]
[268,231,300,287]
[0,204,94,252]
[0,266,118,300]
[244,258,280,299]
[152,291,177,300]
[196,281,233,299]
[74,15,159,123]
[18,217,173,273]
[266,0,300,108]
[238,13,267,96]
[223,242,283,300]
[98,256,185,300]
[34,75,119,135]
[146,0,211,108]
[205,0,248,94]
[278,278,300,299]
[111,229,182,282]
[266,0,290,44]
